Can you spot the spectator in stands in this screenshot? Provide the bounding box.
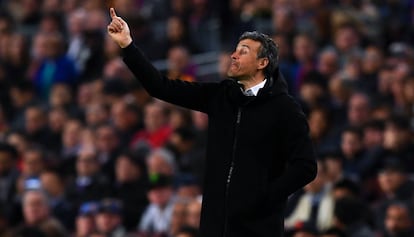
[292,34,317,92]
[146,148,176,177]
[139,174,175,236]
[185,198,201,229]
[131,101,172,149]
[374,115,414,172]
[19,189,68,237]
[32,32,78,98]
[0,143,19,222]
[362,119,384,151]
[46,107,67,155]
[94,198,127,237]
[8,81,38,130]
[285,161,334,232]
[331,178,360,200]
[23,105,50,146]
[111,99,142,146]
[382,202,414,237]
[74,202,98,237]
[347,91,372,128]
[332,197,374,237]
[374,163,414,232]
[340,126,372,180]
[21,147,45,178]
[166,45,196,82]
[113,151,148,230]
[169,199,188,237]
[40,170,73,229]
[66,149,111,210]
[94,124,121,181]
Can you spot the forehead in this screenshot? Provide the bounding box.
[237,39,261,51]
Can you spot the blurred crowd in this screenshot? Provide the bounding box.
[0,0,414,237]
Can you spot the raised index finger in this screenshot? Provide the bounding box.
[110,8,117,19]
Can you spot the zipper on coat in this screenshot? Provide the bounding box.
[223,107,242,237]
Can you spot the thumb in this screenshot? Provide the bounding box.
[110,8,117,19]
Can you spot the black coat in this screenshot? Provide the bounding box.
[123,43,317,237]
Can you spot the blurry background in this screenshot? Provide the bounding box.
[0,0,414,237]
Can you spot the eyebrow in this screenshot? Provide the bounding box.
[240,44,250,49]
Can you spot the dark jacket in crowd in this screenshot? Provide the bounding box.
[122,43,317,237]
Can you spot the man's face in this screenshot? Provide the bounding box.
[385,205,412,234]
[227,39,264,81]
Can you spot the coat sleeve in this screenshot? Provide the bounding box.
[122,43,218,113]
[269,98,317,202]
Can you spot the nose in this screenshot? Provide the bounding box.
[231,52,238,60]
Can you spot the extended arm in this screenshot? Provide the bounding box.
[107,8,217,113]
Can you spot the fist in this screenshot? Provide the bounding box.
[107,8,132,48]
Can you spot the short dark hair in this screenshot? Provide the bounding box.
[239,31,279,78]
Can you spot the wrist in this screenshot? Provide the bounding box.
[120,37,133,48]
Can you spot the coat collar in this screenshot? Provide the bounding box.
[225,68,289,105]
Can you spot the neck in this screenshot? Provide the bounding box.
[238,74,266,90]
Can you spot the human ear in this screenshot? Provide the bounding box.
[257,58,269,70]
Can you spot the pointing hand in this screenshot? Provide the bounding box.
[107,8,132,48]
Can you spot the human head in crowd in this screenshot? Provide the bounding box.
[24,105,47,137]
[62,119,83,151]
[168,107,193,131]
[75,202,98,237]
[147,148,176,176]
[39,170,64,200]
[147,173,174,208]
[22,147,45,178]
[347,91,371,127]
[299,71,328,110]
[170,199,188,236]
[322,152,343,184]
[383,202,414,237]
[293,34,317,65]
[47,106,68,135]
[167,127,197,156]
[377,163,408,199]
[308,107,331,143]
[0,142,18,175]
[362,119,384,150]
[340,126,363,160]
[328,75,352,106]
[5,131,28,155]
[111,99,141,132]
[175,175,201,201]
[361,46,384,76]
[9,80,36,110]
[333,197,371,232]
[48,83,73,108]
[332,178,360,200]
[185,198,202,229]
[317,48,339,78]
[333,23,360,54]
[85,103,110,128]
[383,115,412,151]
[94,198,125,236]
[144,101,170,134]
[22,189,50,225]
[95,123,120,154]
[76,149,99,177]
[115,151,146,184]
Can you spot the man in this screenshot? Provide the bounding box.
[108,8,317,237]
